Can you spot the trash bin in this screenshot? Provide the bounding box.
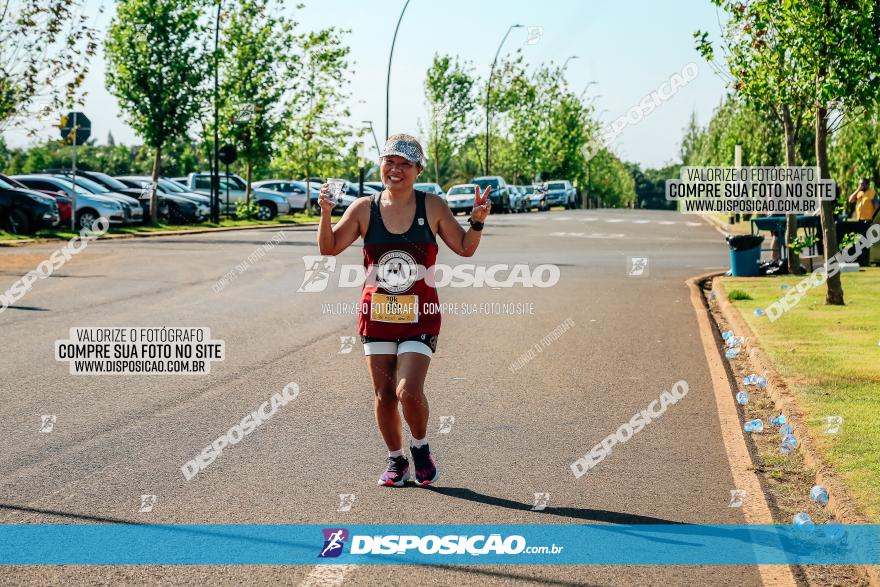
[726,234,764,277]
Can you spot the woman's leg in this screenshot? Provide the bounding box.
[395,352,431,439]
[367,354,403,451]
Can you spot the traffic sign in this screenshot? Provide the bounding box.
[58,112,91,145]
[218,144,237,165]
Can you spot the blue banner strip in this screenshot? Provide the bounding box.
[1,524,878,565]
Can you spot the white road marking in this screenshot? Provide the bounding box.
[553,217,572,221]
[604,219,624,223]
[548,232,624,239]
[631,220,651,224]
[579,217,598,222]
[299,565,355,587]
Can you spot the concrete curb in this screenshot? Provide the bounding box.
[686,271,797,587]
[712,277,879,587]
[0,221,320,248]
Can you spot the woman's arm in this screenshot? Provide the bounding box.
[434,186,491,257]
[317,194,369,256]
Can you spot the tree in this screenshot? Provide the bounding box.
[273,27,351,201]
[105,0,210,222]
[219,0,299,205]
[789,0,880,304]
[423,54,476,186]
[697,0,814,274]
[0,0,100,132]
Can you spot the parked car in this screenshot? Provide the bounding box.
[113,177,210,223]
[445,183,477,216]
[470,176,511,213]
[44,169,150,222]
[512,186,533,213]
[364,181,385,192]
[0,180,59,234]
[173,173,290,220]
[415,182,446,201]
[530,185,551,211]
[13,175,127,229]
[116,176,211,207]
[508,185,527,213]
[0,173,71,225]
[540,180,577,209]
[49,174,144,225]
[251,179,319,212]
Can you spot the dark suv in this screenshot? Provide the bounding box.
[0,179,59,234]
[470,176,511,213]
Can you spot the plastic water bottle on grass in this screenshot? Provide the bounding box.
[793,512,814,527]
[770,414,786,426]
[725,348,740,359]
[736,391,749,405]
[754,375,767,389]
[743,374,755,385]
[754,308,765,316]
[779,424,793,436]
[744,419,764,433]
[780,434,798,454]
[722,330,734,341]
[810,485,829,506]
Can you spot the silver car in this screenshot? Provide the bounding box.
[445,183,477,215]
[57,174,144,225]
[13,175,126,228]
[175,173,290,220]
[251,179,318,212]
[415,182,446,201]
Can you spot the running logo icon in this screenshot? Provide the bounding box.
[728,489,747,508]
[39,414,56,433]
[298,256,337,293]
[338,336,355,354]
[438,416,455,434]
[139,494,157,513]
[628,257,649,277]
[319,528,349,558]
[531,492,550,511]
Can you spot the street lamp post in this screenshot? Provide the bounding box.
[361,120,380,155]
[563,55,580,69]
[386,0,411,140]
[485,24,523,176]
[212,0,221,224]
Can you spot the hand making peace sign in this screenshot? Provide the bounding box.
[471,185,491,222]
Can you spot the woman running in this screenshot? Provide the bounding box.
[317,133,490,487]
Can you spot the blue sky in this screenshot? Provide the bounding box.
[3,0,730,169]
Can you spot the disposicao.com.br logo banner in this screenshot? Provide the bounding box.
[1,524,879,565]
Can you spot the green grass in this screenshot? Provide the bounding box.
[727,289,753,301]
[722,268,880,521]
[0,212,336,243]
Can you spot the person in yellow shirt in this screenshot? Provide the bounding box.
[848,178,878,221]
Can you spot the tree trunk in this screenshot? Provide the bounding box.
[150,144,162,224]
[781,106,802,274]
[246,162,253,207]
[816,104,844,305]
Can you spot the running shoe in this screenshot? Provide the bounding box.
[410,444,438,486]
[378,455,410,487]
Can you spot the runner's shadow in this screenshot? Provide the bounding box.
[423,487,686,525]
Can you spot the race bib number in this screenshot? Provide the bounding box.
[370,294,419,323]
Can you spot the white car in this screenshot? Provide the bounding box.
[415,182,446,201]
[251,180,318,212]
[445,183,477,215]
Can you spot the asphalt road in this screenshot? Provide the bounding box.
[0,208,764,585]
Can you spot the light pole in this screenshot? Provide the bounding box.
[386,0,411,140]
[485,24,523,176]
[579,81,598,101]
[362,120,380,155]
[211,0,221,223]
[563,55,580,69]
